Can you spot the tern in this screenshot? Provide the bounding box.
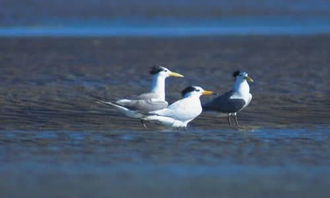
[203,70,253,126]
[98,65,184,121]
[142,86,214,128]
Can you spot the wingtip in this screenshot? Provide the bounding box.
[87,93,117,106]
[95,99,115,106]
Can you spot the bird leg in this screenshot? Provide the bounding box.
[140,120,148,129]
[227,114,232,126]
[234,114,239,127]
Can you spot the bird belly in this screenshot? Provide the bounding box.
[173,107,202,122]
[143,115,177,127]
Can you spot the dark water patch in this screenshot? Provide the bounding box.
[1,128,329,166]
[1,128,330,197]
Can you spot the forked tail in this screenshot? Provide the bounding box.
[96,99,144,119]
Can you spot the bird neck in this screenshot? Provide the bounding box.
[151,74,166,100]
[233,78,250,95]
[183,93,200,99]
[183,94,202,104]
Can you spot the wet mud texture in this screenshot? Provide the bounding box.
[2,0,330,26]
[0,36,329,130]
[0,36,330,198]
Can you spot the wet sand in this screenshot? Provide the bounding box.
[0,36,330,197]
[0,36,329,130]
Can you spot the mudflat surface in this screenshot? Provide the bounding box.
[0,36,329,130]
[0,36,329,198]
[2,0,330,26]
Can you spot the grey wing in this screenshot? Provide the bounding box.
[136,92,160,100]
[203,90,245,113]
[116,99,168,112]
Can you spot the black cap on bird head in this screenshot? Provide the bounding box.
[232,70,241,78]
[149,65,166,75]
[181,86,197,97]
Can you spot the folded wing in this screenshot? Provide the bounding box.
[116,92,168,112]
[203,90,246,113]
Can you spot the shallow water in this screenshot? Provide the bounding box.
[0,36,329,197]
[1,128,330,197]
[2,0,330,37]
[1,16,330,36]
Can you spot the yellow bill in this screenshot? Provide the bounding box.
[169,72,184,78]
[202,90,215,95]
[246,76,254,83]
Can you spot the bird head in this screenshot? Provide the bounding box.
[233,70,254,83]
[181,86,215,98]
[150,65,184,78]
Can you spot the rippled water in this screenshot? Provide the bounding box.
[1,128,330,197]
[0,36,329,197]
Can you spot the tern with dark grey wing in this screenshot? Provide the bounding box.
[203,70,253,126]
[97,66,184,125]
[142,86,215,128]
